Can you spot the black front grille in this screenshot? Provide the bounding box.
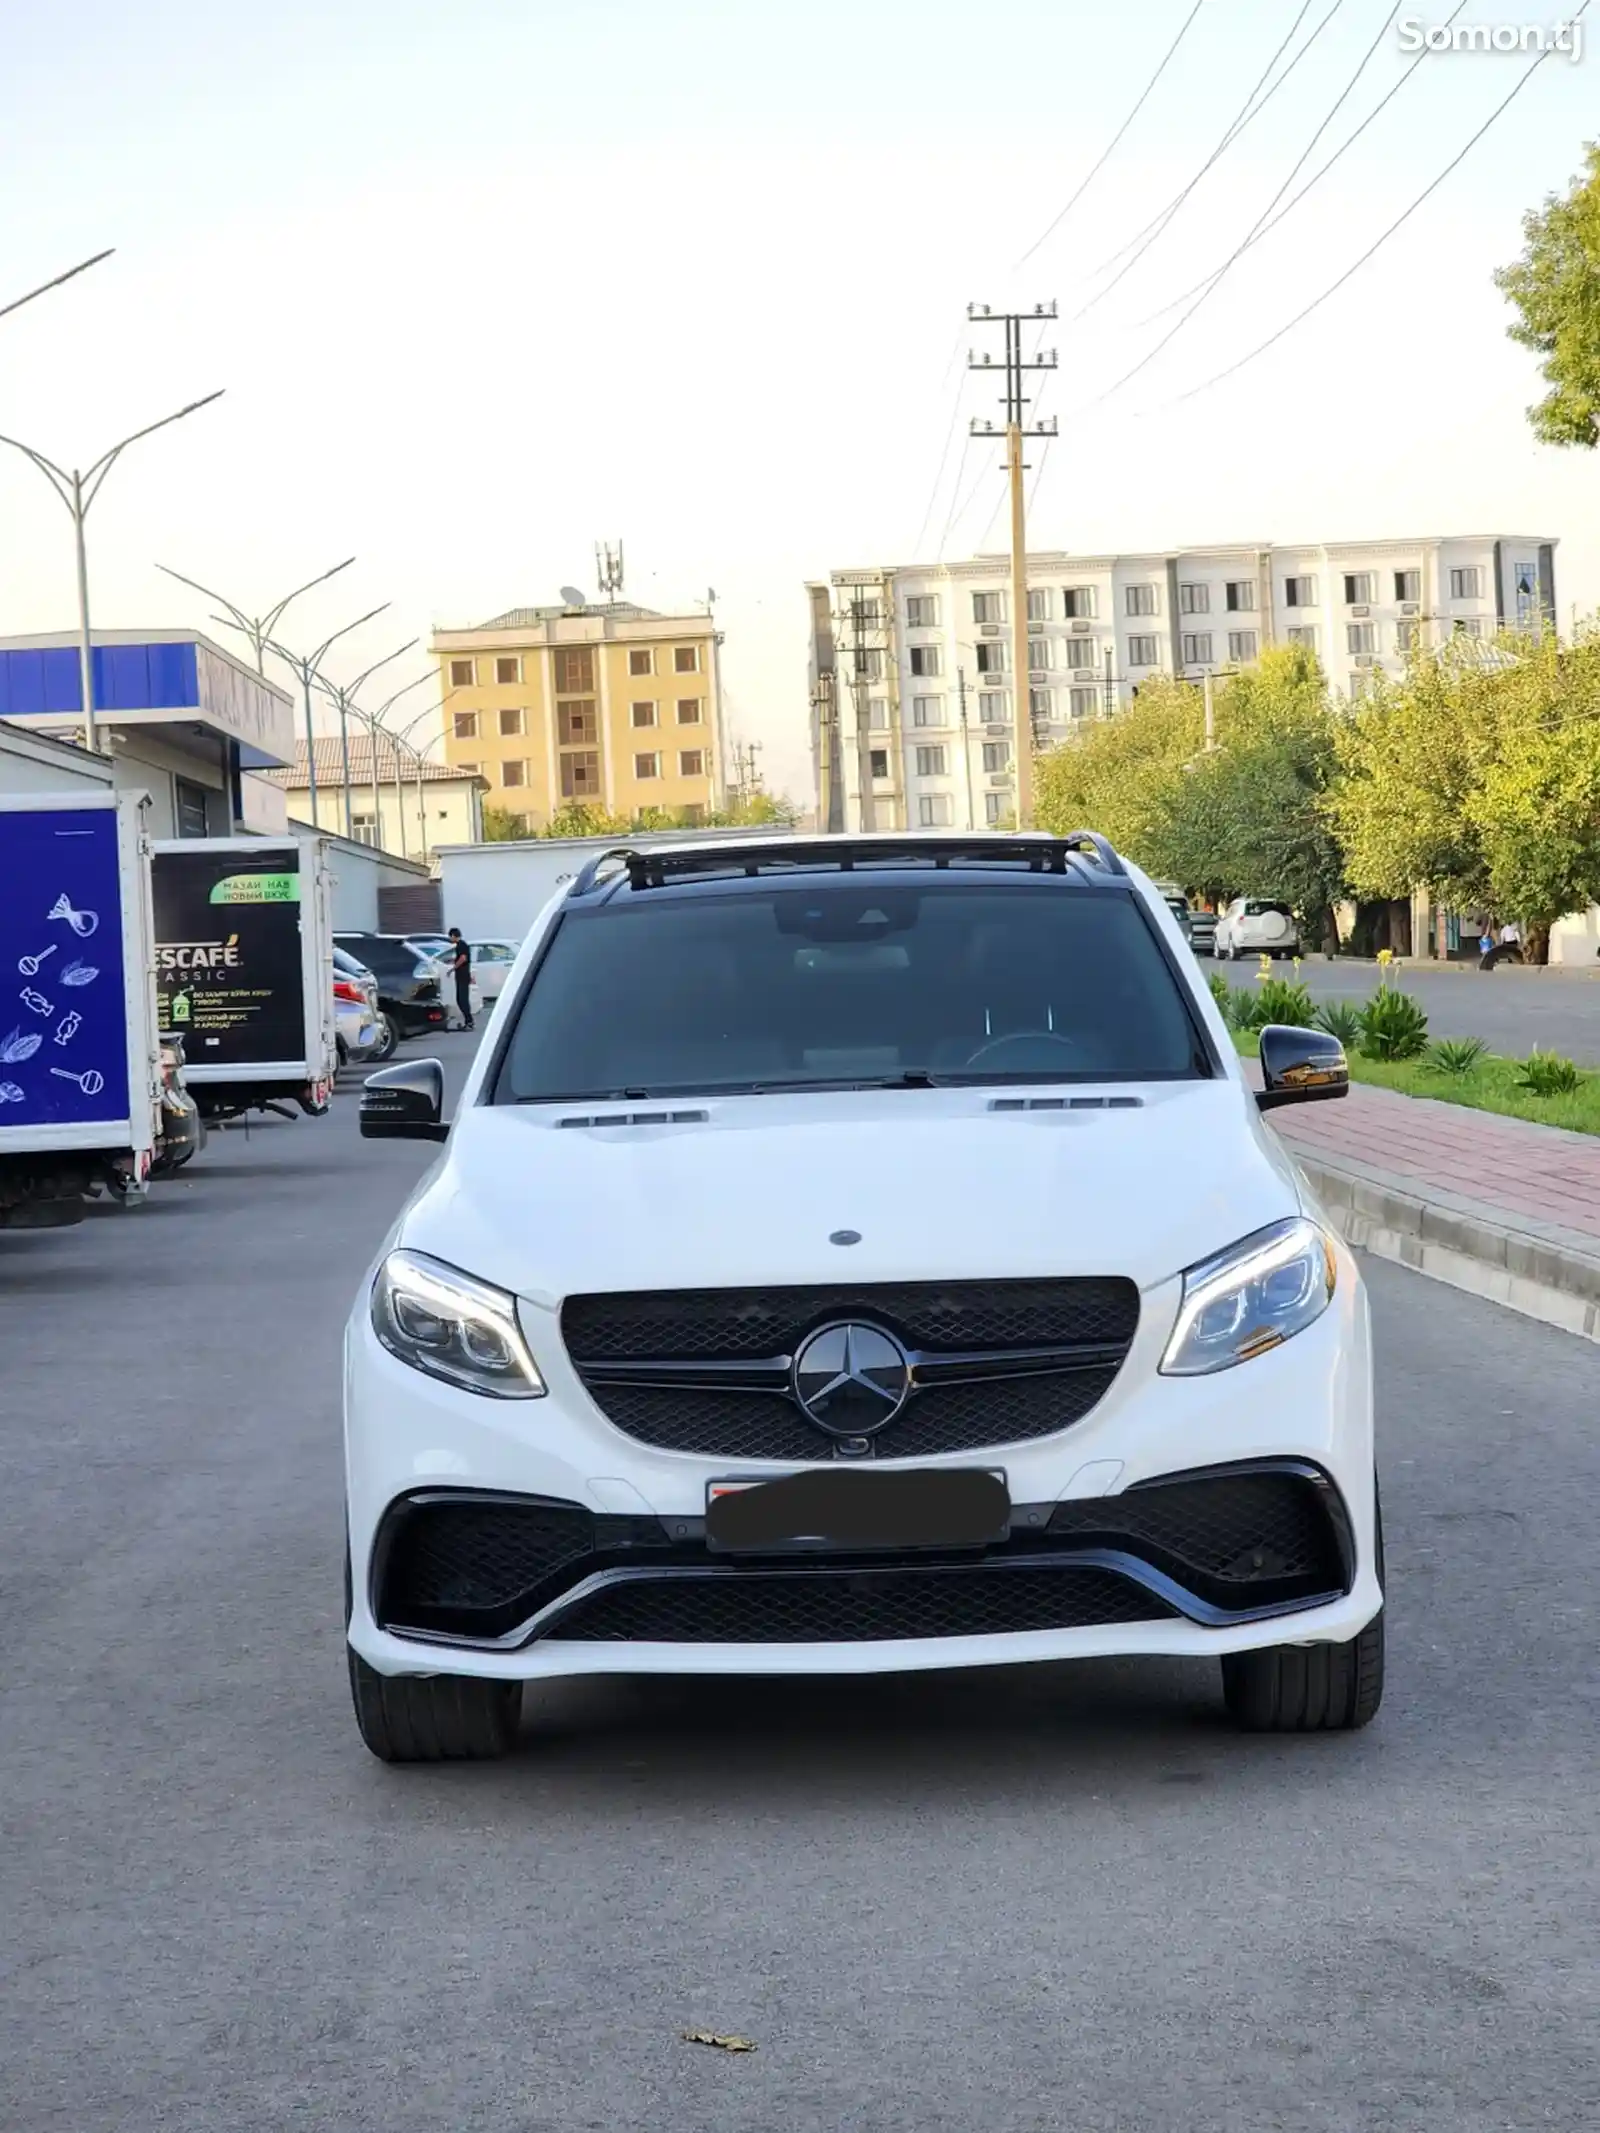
[371,1466,1349,1647]
[563,1278,1140,1460]
[592,1368,1122,1463]
[545,1565,1174,1644]
[563,1277,1137,1360]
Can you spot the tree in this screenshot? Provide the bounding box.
[1329,628,1600,963]
[1034,675,1203,859]
[1495,142,1600,449]
[480,805,529,843]
[538,802,630,839]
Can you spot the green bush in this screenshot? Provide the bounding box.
[1207,971,1232,1018]
[1314,1000,1364,1045]
[1428,1036,1489,1077]
[1516,1049,1583,1097]
[1227,986,1269,1031]
[1358,985,1429,1062]
[1254,976,1315,1027]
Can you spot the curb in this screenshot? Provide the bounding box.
[1292,1150,1600,1345]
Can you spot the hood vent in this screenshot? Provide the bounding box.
[988,1095,1144,1113]
[556,1108,711,1129]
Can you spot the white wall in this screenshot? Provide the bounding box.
[0,719,114,795]
[297,824,435,931]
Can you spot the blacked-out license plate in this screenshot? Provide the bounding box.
[705,1469,1009,1554]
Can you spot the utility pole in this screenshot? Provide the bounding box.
[1203,670,1216,751]
[957,663,977,828]
[596,540,625,603]
[1102,641,1117,720]
[841,589,877,832]
[966,303,1057,828]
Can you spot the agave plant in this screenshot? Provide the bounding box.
[1314,1000,1364,1045]
[1358,984,1429,1062]
[1428,1036,1488,1077]
[1516,1048,1583,1097]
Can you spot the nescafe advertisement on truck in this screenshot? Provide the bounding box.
[153,850,305,1068]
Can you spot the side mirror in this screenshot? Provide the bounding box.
[1256,1024,1349,1112]
[361,1059,448,1142]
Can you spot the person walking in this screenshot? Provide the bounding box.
[447,927,474,1031]
[1478,920,1499,972]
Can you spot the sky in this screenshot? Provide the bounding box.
[1,0,1596,805]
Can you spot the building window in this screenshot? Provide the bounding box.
[676,698,703,723]
[972,590,1008,626]
[457,761,479,776]
[1396,621,1419,653]
[175,776,210,837]
[1394,569,1421,603]
[978,689,1009,721]
[1026,639,1053,672]
[679,749,705,777]
[918,793,954,827]
[915,745,947,777]
[680,804,706,826]
[351,813,378,846]
[498,706,524,736]
[631,700,657,727]
[1128,634,1159,667]
[1026,588,1052,623]
[558,701,597,745]
[1063,585,1097,620]
[983,793,1007,825]
[1453,616,1484,638]
[453,710,479,740]
[1228,630,1258,663]
[1181,632,1214,666]
[449,658,475,687]
[559,751,600,798]
[909,644,942,677]
[502,760,528,788]
[1224,580,1256,613]
[1063,638,1095,671]
[1450,566,1484,600]
[912,695,944,728]
[629,647,654,676]
[1029,688,1053,722]
[1343,572,1376,605]
[1285,575,1316,608]
[982,741,1010,773]
[1347,623,1376,655]
[554,646,595,693]
[869,748,890,781]
[674,644,700,673]
[851,645,885,682]
[905,594,940,627]
[848,599,883,629]
[1287,624,1319,649]
[1179,583,1210,615]
[867,697,890,730]
[1125,583,1160,617]
[495,656,521,685]
[634,752,661,779]
[1069,686,1098,719]
[975,640,1009,675]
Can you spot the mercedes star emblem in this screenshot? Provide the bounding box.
[791,1321,911,1437]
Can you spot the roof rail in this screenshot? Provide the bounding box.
[564,834,1126,895]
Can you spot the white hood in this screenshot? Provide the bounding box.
[397,1081,1304,1304]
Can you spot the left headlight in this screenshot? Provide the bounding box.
[372,1249,547,1399]
[1159,1217,1336,1377]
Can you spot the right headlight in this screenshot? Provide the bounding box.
[1159,1217,1336,1377]
[372,1249,546,1399]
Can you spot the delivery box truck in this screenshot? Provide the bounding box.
[0,790,163,1227]
[150,836,337,1124]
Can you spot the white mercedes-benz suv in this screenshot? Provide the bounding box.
[344,832,1382,1762]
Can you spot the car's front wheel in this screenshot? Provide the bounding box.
[1222,1496,1385,1732]
[371,1013,401,1062]
[347,1648,522,1762]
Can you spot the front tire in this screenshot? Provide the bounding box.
[372,1013,401,1062]
[347,1647,521,1762]
[1222,1493,1385,1732]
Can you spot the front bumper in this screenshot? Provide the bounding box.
[345,1247,1379,1681]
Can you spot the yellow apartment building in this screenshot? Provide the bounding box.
[430,601,723,832]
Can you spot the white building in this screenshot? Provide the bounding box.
[807,534,1557,833]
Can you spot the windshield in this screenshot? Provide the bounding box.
[492,881,1208,1102]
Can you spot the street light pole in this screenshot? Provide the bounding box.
[315,639,419,840]
[1,250,115,325]
[155,556,357,676]
[259,607,390,827]
[0,390,226,754]
[366,673,438,856]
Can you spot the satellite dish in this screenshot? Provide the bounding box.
[559,585,586,607]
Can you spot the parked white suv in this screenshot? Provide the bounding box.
[344,832,1382,1761]
[1215,897,1300,960]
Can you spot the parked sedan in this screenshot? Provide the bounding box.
[1188,908,1218,956]
[151,1036,205,1176]
[332,934,450,1055]
[1215,897,1300,960]
[332,946,384,1066]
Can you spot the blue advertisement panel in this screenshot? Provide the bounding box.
[0,808,131,1131]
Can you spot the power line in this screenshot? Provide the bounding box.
[1132,0,1468,329]
[911,327,976,558]
[1081,0,1404,412]
[1072,0,1328,324]
[1016,0,1207,269]
[936,433,986,558]
[1161,6,1590,411]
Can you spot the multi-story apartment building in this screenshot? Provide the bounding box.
[432,601,723,832]
[807,534,1557,833]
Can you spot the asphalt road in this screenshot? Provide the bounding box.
[3,1049,1597,2133]
[1207,952,1600,1065]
